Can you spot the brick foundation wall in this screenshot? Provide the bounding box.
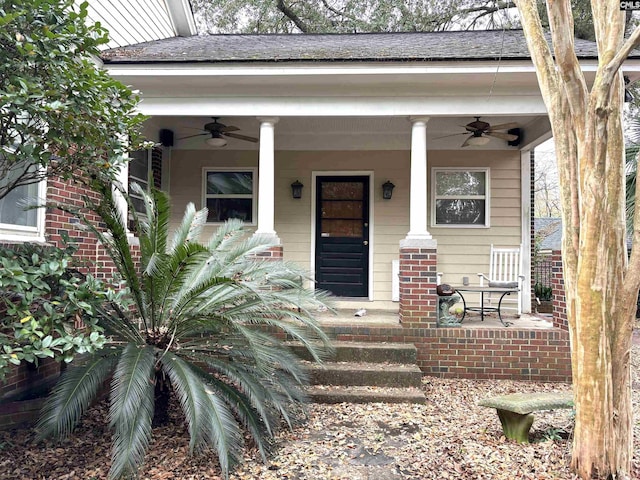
[0,358,61,400]
[320,324,572,382]
[551,250,568,331]
[399,246,438,328]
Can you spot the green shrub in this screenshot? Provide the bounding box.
[0,241,113,379]
[534,282,553,301]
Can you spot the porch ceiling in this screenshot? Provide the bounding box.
[147,114,549,151]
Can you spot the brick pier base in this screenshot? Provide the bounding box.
[398,238,438,327]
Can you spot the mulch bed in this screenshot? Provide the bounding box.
[1,345,639,480]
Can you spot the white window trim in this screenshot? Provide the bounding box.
[202,167,258,226]
[0,176,47,243]
[430,167,490,228]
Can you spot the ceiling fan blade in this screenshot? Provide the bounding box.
[434,132,470,140]
[486,131,518,141]
[178,133,209,140]
[224,132,259,143]
[487,122,518,131]
[219,125,240,133]
[461,135,473,148]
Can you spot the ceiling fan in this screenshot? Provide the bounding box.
[440,117,519,147]
[179,117,259,147]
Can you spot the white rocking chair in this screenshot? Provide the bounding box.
[477,244,525,316]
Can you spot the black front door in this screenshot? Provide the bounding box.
[315,176,369,297]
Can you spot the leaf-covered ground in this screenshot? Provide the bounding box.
[1,342,639,480]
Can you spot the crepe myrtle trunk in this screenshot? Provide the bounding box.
[516,0,640,478]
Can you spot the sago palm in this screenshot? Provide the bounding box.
[37,183,332,479]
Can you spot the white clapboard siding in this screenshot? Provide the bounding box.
[81,0,178,49]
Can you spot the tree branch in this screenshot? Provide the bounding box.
[459,1,516,17]
[546,0,588,129]
[452,1,515,30]
[606,26,640,78]
[276,0,311,33]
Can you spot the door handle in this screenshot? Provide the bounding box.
[363,240,368,245]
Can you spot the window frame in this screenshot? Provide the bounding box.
[202,167,258,225]
[430,167,490,228]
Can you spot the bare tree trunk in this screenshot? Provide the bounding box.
[516,1,640,477]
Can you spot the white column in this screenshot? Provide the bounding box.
[520,149,532,314]
[254,117,280,241]
[405,116,432,240]
[113,152,129,231]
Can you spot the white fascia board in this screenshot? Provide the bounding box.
[106,59,640,80]
[135,95,548,117]
[107,61,556,78]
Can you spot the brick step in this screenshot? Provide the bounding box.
[288,341,417,364]
[307,385,426,404]
[306,362,423,388]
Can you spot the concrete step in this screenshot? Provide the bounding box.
[307,385,426,404]
[289,341,417,364]
[306,362,423,388]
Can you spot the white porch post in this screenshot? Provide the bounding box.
[254,117,280,242]
[113,149,129,230]
[405,116,432,240]
[521,149,532,314]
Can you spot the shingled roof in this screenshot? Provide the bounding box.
[101,29,607,64]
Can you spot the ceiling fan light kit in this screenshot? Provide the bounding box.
[206,136,227,147]
[465,135,491,146]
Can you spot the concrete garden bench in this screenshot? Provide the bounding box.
[478,392,574,442]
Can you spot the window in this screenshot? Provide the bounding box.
[128,149,151,214]
[127,147,163,215]
[203,169,256,224]
[0,165,45,241]
[431,168,489,227]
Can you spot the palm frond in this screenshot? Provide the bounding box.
[81,183,147,326]
[37,351,120,440]
[169,202,209,253]
[202,351,307,431]
[151,242,211,328]
[158,353,210,452]
[201,386,244,477]
[94,302,144,343]
[205,218,246,251]
[108,344,156,479]
[203,354,284,429]
[134,184,170,267]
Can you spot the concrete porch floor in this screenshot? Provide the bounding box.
[315,307,555,329]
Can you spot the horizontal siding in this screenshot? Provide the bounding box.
[169,148,522,304]
[83,0,176,49]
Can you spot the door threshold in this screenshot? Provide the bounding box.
[332,297,372,302]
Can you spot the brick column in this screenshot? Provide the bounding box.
[551,250,568,330]
[255,245,283,260]
[399,239,438,327]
